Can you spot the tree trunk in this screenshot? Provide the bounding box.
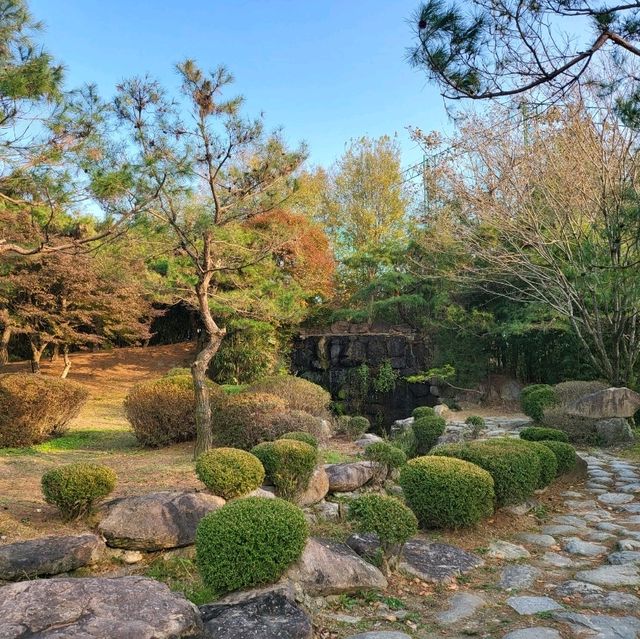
[0,326,10,366]
[192,276,226,459]
[50,343,60,362]
[60,345,71,379]
[30,339,48,374]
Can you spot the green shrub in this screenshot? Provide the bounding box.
[412,416,446,455]
[364,441,407,483]
[465,415,485,427]
[431,440,540,506]
[349,494,417,573]
[412,406,436,419]
[252,439,317,500]
[484,438,557,489]
[336,415,370,439]
[41,463,117,520]
[125,375,224,447]
[0,373,89,448]
[196,497,308,595]
[538,440,578,475]
[268,410,329,441]
[211,392,288,450]
[248,375,330,417]
[521,384,557,422]
[195,448,265,499]
[278,431,318,449]
[520,426,568,442]
[399,456,495,528]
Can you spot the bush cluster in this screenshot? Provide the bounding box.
[485,438,557,489]
[412,406,435,419]
[278,431,318,449]
[196,497,308,595]
[336,415,370,439]
[0,373,89,448]
[41,463,117,520]
[252,439,317,500]
[125,375,223,447]
[400,456,495,528]
[465,415,485,428]
[520,426,568,442]
[364,441,407,483]
[539,440,578,475]
[431,439,540,506]
[248,375,330,417]
[521,384,557,422]
[195,448,265,499]
[412,416,446,455]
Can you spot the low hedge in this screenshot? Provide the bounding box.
[195,448,265,499]
[125,375,224,447]
[252,439,317,500]
[196,497,308,595]
[539,440,578,475]
[431,440,540,506]
[278,431,318,449]
[400,456,495,528]
[484,438,557,489]
[247,375,330,417]
[0,373,89,448]
[412,416,446,455]
[520,427,568,442]
[521,384,557,422]
[41,463,117,520]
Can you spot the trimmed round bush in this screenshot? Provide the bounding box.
[412,406,436,419]
[248,375,330,417]
[431,440,540,506]
[364,441,407,483]
[125,375,224,447]
[252,439,317,500]
[344,416,370,439]
[399,456,495,528]
[520,426,568,442]
[196,497,308,595]
[521,384,557,422]
[278,431,318,449]
[484,438,557,489]
[195,448,265,499]
[412,416,446,455]
[211,392,288,450]
[41,463,117,520]
[539,440,578,475]
[349,494,417,547]
[0,373,89,448]
[465,415,485,428]
[268,410,329,441]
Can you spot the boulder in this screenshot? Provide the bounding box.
[324,462,375,492]
[0,534,105,581]
[433,404,450,418]
[399,540,484,583]
[566,387,640,419]
[98,490,225,551]
[285,537,387,595]
[297,467,329,507]
[0,576,202,638]
[200,592,312,639]
[595,418,635,445]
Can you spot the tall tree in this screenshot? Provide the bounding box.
[114,62,306,456]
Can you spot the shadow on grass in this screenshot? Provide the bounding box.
[0,429,139,456]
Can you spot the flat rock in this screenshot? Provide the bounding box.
[0,576,202,638]
[542,525,585,537]
[563,537,608,557]
[499,565,542,590]
[552,611,640,639]
[297,467,329,507]
[399,540,484,583]
[575,564,640,586]
[608,550,640,565]
[502,629,562,639]
[0,534,104,581]
[555,580,604,597]
[622,503,640,514]
[324,462,375,492]
[515,533,557,548]
[99,490,225,551]
[565,499,599,511]
[552,515,589,527]
[619,483,640,494]
[618,539,640,551]
[199,592,312,639]
[541,552,574,568]
[487,540,530,560]
[506,596,563,615]
[435,592,485,624]
[345,633,413,639]
[598,492,635,505]
[583,591,640,612]
[285,537,386,595]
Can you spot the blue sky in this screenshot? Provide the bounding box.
[31,0,448,170]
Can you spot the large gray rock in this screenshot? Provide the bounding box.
[324,462,375,492]
[199,592,312,639]
[285,537,387,595]
[297,466,329,507]
[552,611,640,639]
[0,576,202,638]
[566,387,640,419]
[575,564,640,587]
[0,534,104,581]
[98,490,225,550]
[595,417,635,445]
[399,540,484,583]
[499,565,542,591]
[506,596,563,615]
[435,592,485,624]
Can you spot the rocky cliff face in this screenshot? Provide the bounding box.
[291,324,437,427]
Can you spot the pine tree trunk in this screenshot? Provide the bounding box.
[60,345,71,379]
[0,326,10,366]
[30,340,47,374]
[50,343,60,362]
